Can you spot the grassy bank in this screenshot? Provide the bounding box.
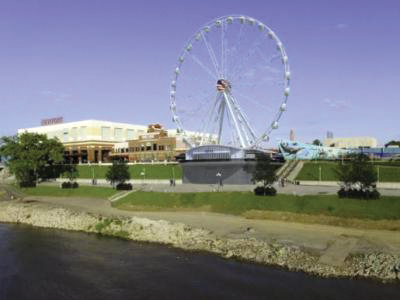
[296,162,400,182]
[113,191,400,220]
[74,164,182,180]
[21,186,118,199]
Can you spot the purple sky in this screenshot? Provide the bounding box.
[1,0,399,146]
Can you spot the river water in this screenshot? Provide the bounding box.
[0,223,399,300]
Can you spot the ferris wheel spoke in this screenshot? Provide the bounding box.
[187,52,218,80]
[201,32,221,77]
[227,21,246,78]
[221,21,229,78]
[229,34,266,82]
[234,91,272,112]
[200,93,221,145]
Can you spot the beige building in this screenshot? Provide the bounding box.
[18,120,148,163]
[323,137,378,149]
[112,124,187,162]
[18,120,202,163]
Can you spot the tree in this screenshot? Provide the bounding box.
[335,153,378,198]
[105,160,130,187]
[312,139,322,146]
[63,164,79,182]
[385,140,400,147]
[351,153,377,190]
[0,133,65,186]
[251,158,278,195]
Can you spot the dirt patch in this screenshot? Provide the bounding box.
[115,203,213,212]
[243,210,400,231]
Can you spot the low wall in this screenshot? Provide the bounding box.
[298,181,400,189]
[56,178,182,185]
[180,160,256,185]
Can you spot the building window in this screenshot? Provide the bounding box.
[101,127,111,140]
[63,129,69,142]
[127,129,134,140]
[71,127,78,141]
[114,128,123,141]
[80,126,87,140]
[159,145,165,151]
[153,144,157,151]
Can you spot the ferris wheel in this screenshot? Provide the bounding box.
[170,15,290,149]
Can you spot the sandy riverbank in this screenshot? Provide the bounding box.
[0,199,399,282]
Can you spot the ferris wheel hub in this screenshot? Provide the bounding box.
[216,79,231,92]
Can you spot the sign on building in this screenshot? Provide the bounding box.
[41,117,64,126]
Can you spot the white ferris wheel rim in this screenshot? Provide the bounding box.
[170,15,290,148]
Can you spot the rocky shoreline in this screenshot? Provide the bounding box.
[0,199,399,282]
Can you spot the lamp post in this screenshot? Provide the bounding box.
[92,165,96,185]
[377,166,380,183]
[319,165,322,182]
[140,168,146,185]
[216,172,222,191]
[172,166,175,186]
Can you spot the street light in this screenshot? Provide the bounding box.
[140,168,146,185]
[216,172,222,190]
[319,165,322,182]
[171,166,176,186]
[377,166,380,183]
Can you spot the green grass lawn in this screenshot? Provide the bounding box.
[21,185,118,199]
[74,164,182,180]
[113,191,400,220]
[296,162,400,182]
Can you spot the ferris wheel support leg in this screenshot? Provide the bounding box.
[223,92,247,148]
[225,93,254,147]
[229,95,258,145]
[217,98,226,144]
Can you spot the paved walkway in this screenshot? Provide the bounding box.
[41,180,400,196]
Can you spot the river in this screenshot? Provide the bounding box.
[0,223,399,299]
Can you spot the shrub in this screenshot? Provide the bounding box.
[337,188,347,198]
[265,186,277,196]
[61,181,79,189]
[116,183,133,190]
[337,187,380,200]
[19,181,37,188]
[254,186,265,196]
[61,182,71,188]
[254,186,276,196]
[370,189,381,199]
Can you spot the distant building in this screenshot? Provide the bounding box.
[111,124,187,162]
[323,137,378,149]
[289,129,295,141]
[18,120,204,163]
